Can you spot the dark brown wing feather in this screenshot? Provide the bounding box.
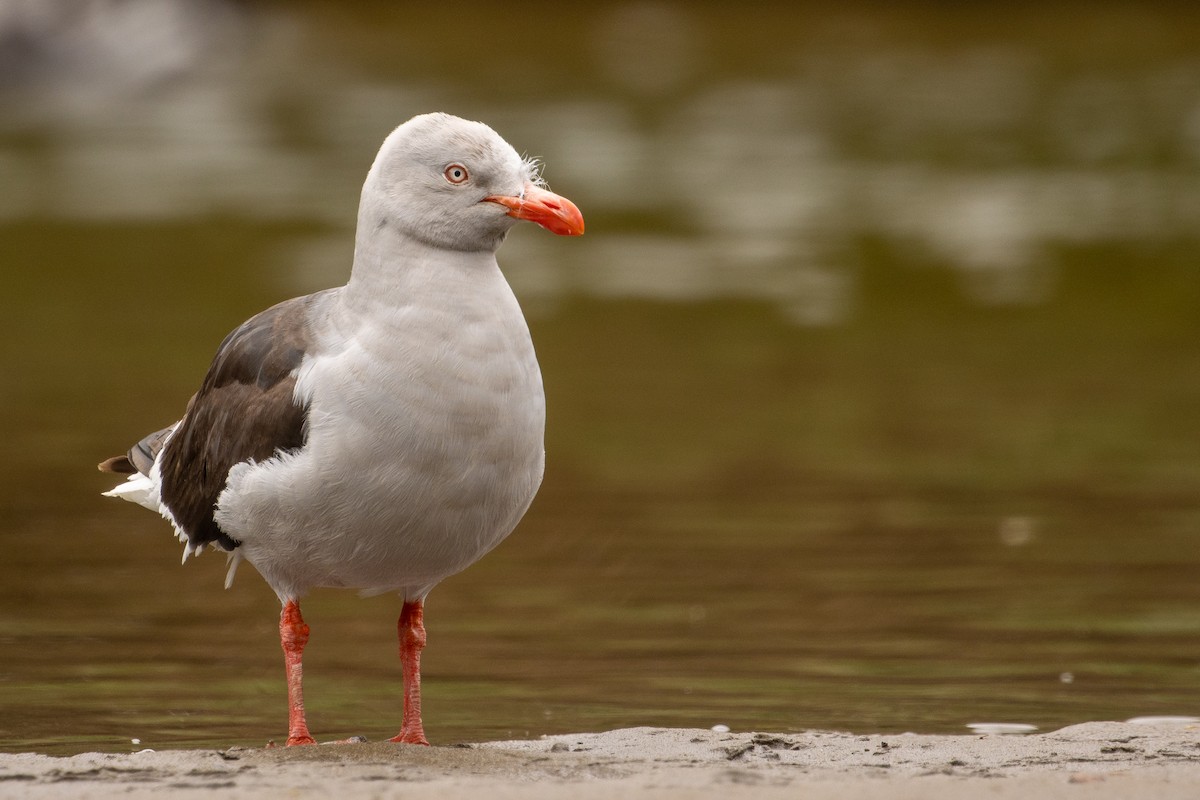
[98,455,137,474]
[98,425,173,475]
[150,289,334,551]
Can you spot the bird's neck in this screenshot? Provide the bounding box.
[340,210,502,320]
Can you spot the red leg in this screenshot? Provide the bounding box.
[280,600,317,746]
[389,600,430,745]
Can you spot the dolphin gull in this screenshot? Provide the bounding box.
[99,112,584,746]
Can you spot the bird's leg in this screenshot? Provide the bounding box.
[279,600,317,746]
[389,599,430,745]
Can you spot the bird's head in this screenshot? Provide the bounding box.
[362,112,584,253]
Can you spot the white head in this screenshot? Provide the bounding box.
[360,112,584,253]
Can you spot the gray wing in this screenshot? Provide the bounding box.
[99,426,170,475]
[107,289,335,551]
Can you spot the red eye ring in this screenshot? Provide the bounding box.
[444,164,469,184]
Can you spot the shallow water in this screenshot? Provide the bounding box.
[2,3,1200,755]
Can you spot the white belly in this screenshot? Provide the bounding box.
[214,285,545,601]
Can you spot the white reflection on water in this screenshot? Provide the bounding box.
[966,722,1037,735]
[2,2,1199,323]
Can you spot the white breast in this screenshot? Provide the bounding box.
[213,250,545,601]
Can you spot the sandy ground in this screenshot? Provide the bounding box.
[2,720,1199,798]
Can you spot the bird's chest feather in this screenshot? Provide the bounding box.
[213,272,546,595]
[300,301,545,512]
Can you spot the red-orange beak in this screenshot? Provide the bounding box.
[484,183,584,236]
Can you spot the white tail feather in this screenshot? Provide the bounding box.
[102,473,159,511]
[101,432,211,574]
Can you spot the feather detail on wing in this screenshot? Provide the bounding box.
[100,289,337,557]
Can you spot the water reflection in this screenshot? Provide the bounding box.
[3,3,1197,317]
[1,2,1199,755]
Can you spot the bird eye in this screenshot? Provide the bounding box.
[444,164,469,184]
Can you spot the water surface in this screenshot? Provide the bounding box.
[1,2,1199,755]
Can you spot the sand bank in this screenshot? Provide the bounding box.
[3,720,1199,798]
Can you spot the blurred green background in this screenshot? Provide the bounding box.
[2,1,1199,754]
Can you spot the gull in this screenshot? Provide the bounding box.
[99,112,584,746]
